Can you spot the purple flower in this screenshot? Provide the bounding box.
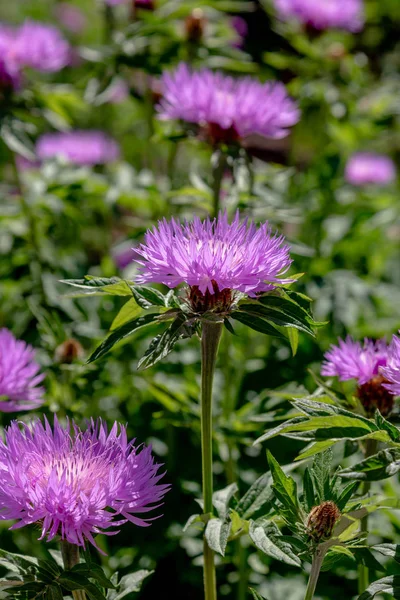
[107,78,130,104]
[231,16,248,48]
[273,0,364,32]
[54,3,87,34]
[0,25,20,91]
[13,20,71,73]
[321,336,388,385]
[0,328,45,412]
[36,131,120,166]
[135,212,292,306]
[345,153,396,186]
[158,63,300,146]
[381,333,400,396]
[112,244,137,270]
[0,417,169,550]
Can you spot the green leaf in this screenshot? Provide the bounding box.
[267,451,300,525]
[322,546,355,571]
[131,286,168,308]
[249,520,301,567]
[236,473,274,519]
[309,449,333,504]
[303,467,316,513]
[205,518,232,556]
[296,440,337,461]
[137,313,192,370]
[62,277,134,297]
[287,327,299,356]
[340,448,400,482]
[182,514,202,532]
[45,584,64,600]
[358,575,400,599]
[336,482,360,511]
[230,311,286,339]
[110,298,142,331]
[373,544,400,563]
[107,570,154,600]
[238,303,314,335]
[88,313,163,363]
[250,589,269,600]
[374,411,400,442]
[213,483,238,519]
[0,117,36,160]
[71,563,116,589]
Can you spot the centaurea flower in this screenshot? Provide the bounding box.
[158,63,299,147]
[36,130,120,166]
[0,417,169,550]
[273,0,364,32]
[0,328,45,412]
[381,332,400,397]
[345,153,396,186]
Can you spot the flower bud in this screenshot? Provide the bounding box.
[55,339,84,364]
[307,501,341,542]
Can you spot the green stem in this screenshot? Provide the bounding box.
[61,541,87,600]
[201,320,223,600]
[358,438,378,593]
[211,151,226,218]
[304,546,326,600]
[103,3,115,43]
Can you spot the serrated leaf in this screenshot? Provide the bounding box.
[236,473,274,520]
[110,298,142,331]
[296,440,337,461]
[231,311,286,339]
[340,448,400,482]
[107,570,153,600]
[62,277,133,297]
[267,451,300,525]
[137,313,191,370]
[358,575,400,599]
[88,313,163,363]
[249,520,301,567]
[205,518,232,556]
[213,483,238,519]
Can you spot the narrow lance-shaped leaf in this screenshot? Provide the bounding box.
[267,451,301,525]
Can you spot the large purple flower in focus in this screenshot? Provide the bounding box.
[381,333,400,396]
[345,153,396,186]
[157,63,300,146]
[36,130,120,166]
[0,417,169,550]
[13,20,71,73]
[274,0,364,32]
[135,212,292,311]
[0,329,45,412]
[321,336,395,416]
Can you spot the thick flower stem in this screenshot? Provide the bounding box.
[201,320,223,600]
[358,438,378,594]
[211,150,226,218]
[61,541,87,600]
[304,546,326,600]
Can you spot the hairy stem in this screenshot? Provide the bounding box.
[201,321,223,600]
[61,541,87,600]
[358,438,378,593]
[304,546,326,600]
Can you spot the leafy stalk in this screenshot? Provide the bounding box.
[358,438,378,594]
[61,541,86,600]
[304,546,327,600]
[201,320,223,600]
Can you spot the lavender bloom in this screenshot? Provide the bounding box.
[0,328,45,412]
[0,25,20,91]
[231,16,248,48]
[107,78,130,104]
[54,3,87,34]
[274,0,364,32]
[13,20,71,73]
[345,153,396,186]
[381,333,400,396]
[36,131,120,166]
[135,212,292,310]
[0,417,169,550]
[158,63,299,146]
[321,336,388,385]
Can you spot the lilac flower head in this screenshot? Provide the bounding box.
[54,3,87,34]
[274,0,364,32]
[13,20,71,73]
[0,25,20,92]
[0,417,169,550]
[345,153,396,186]
[135,212,292,312]
[322,336,396,416]
[158,63,300,146]
[381,333,400,396]
[0,328,45,412]
[321,336,388,385]
[36,130,120,166]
